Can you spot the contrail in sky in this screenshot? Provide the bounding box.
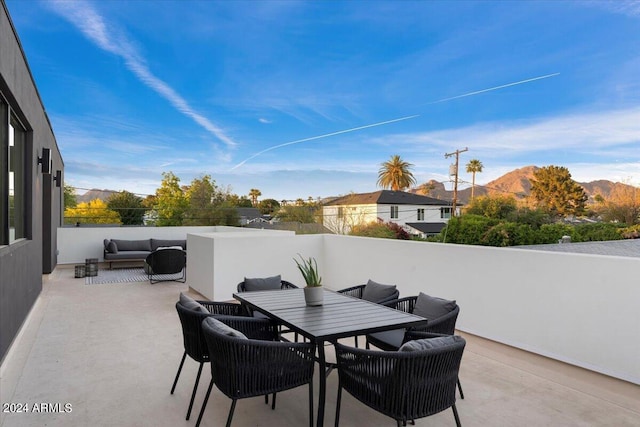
[231,115,420,170]
[232,73,560,169]
[426,73,561,104]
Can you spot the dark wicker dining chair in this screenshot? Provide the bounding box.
[172,297,276,421]
[365,294,464,399]
[237,276,299,340]
[334,334,466,427]
[195,317,316,427]
[145,248,187,284]
[337,279,399,347]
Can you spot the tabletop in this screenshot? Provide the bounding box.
[233,288,428,341]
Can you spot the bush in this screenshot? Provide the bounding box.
[438,215,498,244]
[534,223,575,244]
[481,222,534,246]
[350,222,397,239]
[573,223,624,242]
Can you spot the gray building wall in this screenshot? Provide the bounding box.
[1,1,63,361]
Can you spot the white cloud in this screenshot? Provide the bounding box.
[258,118,272,124]
[378,107,640,157]
[46,0,236,148]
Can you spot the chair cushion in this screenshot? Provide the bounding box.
[368,329,404,349]
[412,292,456,320]
[179,292,209,314]
[244,275,282,291]
[203,317,248,339]
[399,335,463,352]
[362,280,397,303]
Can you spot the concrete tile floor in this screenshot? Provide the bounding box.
[1,266,638,427]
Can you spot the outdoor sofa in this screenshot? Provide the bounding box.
[103,238,186,269]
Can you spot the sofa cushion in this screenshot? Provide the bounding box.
[244,275,282,291]
[103,251,150,260]
[111,239,152,251]
[362,279,397,303]
[103,239,110,250]
[151,239,186,251]
[413,292,456,320]
[203,317,248,339]
[399,335,463,352]
[106,241,118,254]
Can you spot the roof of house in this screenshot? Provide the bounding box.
[236,207,262,219]
[405,222,447,234]
[516,239,640,258]
[324,190,454,206]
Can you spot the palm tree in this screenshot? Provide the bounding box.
[465,159,484,200]
[249,188,261,206]
[377,155,416,191]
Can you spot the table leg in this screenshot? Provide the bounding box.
[316,340,326,427]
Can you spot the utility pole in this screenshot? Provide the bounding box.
[444,147,468,217]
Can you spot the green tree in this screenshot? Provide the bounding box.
[249,188,262,206]
[227,194,253,207]
[106,191,146,225]
[529,166,588,217]
[154,172,188,226]
[275,205,317,223]
[258,198,281,215]
[596,184,640,225]
[183,175,239,226]
[64,199,121,225]
[465,195,518,219]
[377,155,416,191]
[63,184,77,209]
[465,159,483,200]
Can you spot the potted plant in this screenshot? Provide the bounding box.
[294,254,323,306]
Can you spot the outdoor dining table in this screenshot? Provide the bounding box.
[233,288,428,427]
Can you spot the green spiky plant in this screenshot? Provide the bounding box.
[294,254,322,287]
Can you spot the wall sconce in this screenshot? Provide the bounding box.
[37,148,52,174]
[53,170,62,187]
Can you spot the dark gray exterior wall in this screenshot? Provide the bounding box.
[1,1,63,361]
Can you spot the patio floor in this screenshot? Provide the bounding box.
[1,266,638,427]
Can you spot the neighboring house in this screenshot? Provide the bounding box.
[236,207,263,225]
[323,190,458,235]
[1,1,64,360]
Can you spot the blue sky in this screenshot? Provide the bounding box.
[7,0,640,201]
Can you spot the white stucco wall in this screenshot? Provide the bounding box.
[56,226,263,264]
[192,232,639,384]
[188,232,320,301]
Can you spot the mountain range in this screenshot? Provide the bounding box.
[409,165,634,205]
[76,165,634,205]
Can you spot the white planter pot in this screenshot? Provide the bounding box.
[304,286,324,306]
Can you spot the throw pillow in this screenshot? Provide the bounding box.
[361,279,397,303]
[412,292,456,320]
[107,241,118,254]
[203,317,248,339]
[244,275,282,291]
[179,292,209,314]
[399,335,463,352]
[103,239,110,250]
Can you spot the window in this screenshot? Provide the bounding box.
[417,208,425,221]
[1,95,28,245]
[337,207,344,219]
[390,205,398,219]
[440,207,452,219]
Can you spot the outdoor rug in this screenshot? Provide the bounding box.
[84,268,184,285]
